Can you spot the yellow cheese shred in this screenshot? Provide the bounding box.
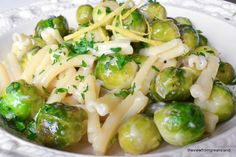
[106,25,162,46]
[64,0,131,41]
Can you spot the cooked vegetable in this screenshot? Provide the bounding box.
[198,34,208,46]
[76,4,93,25]
[36,102,87,148]
[175,17,192,26]
[154,102,205,146]
[35,15,69,37]
[95,55,138,90]
[0,80,44,130]
[118,114,162,154]
[216,61,235,84]
[147,2,167,20]
[149,67,196,102]
[193,46,217,56]
[179,25,199,50]
[151,19,180,42]
[195,81,235,122]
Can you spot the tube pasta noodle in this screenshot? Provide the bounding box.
[0,63,10,92]
[190,55,220,101]
[92,40,133,56]
[21,45,53,83]
[41,28,63,45]
[11,33,34,60]
[1,1,235,156]
[6,53,22,80]
[38,55,96,88]
[47,68,77,104]
[92,91,148,155]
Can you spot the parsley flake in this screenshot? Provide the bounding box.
[106,7,112,14]
[81,60,88,67]
[110,47,121,53]
[130,83,136,95]
[114,52,130,70]
[76,75,85,81]
[152,66,160,72]
[55,88,68,94]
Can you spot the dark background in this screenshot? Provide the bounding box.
[227,0,236,3]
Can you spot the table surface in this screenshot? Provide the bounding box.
[0,0,235,12]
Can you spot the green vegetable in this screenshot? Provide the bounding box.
[149,67,196,102]
[147,2,167,20]
[0,80,44,130]
[36,102,87,148]
[175,17,192,26]
[193,46,217,56]
[76,4,93,25]
[195,81,235,122]
[118,114,162,154]
[95,55,138,90]
[151,19,180,42]
[154,102,205,146]
[35,15,69,37]
[198,34,208,46]
[216,62,235,84]
[179,25,199,50]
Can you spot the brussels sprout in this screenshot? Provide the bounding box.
[154,102,205,146]
[93,6,112,26]
[95,55,138,90]
[147,2,167,20]
[195,81,235,122]
[118,114,162,154]
[193,46,217,56]
[35,15,69,37]
[151,19,180,42]
[179,25,199,50]
[175,17,192,26]
[0,80,44,130]
[198,34,208,46]
[131,54,148,65]
[36,102,87,148]
[149,67,196,102]
[216,62,235,84]
[76,4,93,25]
[113,9,147,34]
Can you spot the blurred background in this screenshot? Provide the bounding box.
[0,0,236,12]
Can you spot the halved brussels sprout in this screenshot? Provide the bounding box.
[35,15,69,37]
[95,55,138,90]
[147,2,167,20]
[154,102,205,146]
[179,25,199,50]
[216,61,235,84]
[36,102,87,148]
[151,19,180,42]
[198,34,208,46]
[195,81,235,122]
[0,80,44,130]
[193,46,217,56]
[118,114,162,154]
[175,17,192,26]
[76,4,93,25]
[149,67,196,102]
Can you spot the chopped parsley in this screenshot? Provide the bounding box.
[15,121,26,132]
[76,75,85,81]
[152,66,160,72]
[114,89,130,98]
[106,7,112,14]
[81,85,89,100]
[97,9,102,15]
[130,83,136,95]
[55,88,68,94]
[81,60,88,67]
[72,85,77,89]
[52,52,61,64]
[114,52,130,70]
[6,82,20,93]
[110,47,122,53]
[39,69,45,75]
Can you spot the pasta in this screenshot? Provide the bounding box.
[0,0,235,156]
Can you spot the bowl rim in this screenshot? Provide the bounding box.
[0,0,236,156]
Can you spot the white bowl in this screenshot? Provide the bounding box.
[0,0,236,156]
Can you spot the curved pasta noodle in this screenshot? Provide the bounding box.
[0,63,11,93]
[186,54,207,70]
[21,45,53,83]
[41,28,63,45]
[5,53,22,81]
[38,55,96,88]
[190,55,220,101]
